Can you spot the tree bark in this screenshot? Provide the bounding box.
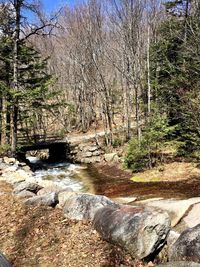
[1,94,7,146]
[11,0,20,155]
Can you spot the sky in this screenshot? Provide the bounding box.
[42,0,78,13]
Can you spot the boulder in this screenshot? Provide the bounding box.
[169,224,200,263]
[92,150,102,156]
[81,151,93,158]
[37,185,73,196]
[104,153,119,162]
[143,197,200,227]
[21,165,31,172]
[63,193,118,221]
[13,181,42,194]
[16,190,36,198]
[3,157,16,165]
[156,262,200,267]
[81,156,101,164]
[0,252,12,267]
[93,205,170,260]
[57,191,76,208]
[167,230,180,248]
[24,192,58,207]
[182,203,200,229]
[18,162,27,167]
[37,180,57,188]
[2,169,32,184]
[3,166,18,173]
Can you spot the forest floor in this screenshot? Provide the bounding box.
[0,181,153,267]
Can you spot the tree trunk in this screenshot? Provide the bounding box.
[11,0,20,156]
[147,25,151,117]
[1,94,7,146]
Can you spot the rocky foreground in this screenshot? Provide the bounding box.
[0,157,200,267]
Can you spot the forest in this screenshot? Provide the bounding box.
[0,0,200,170]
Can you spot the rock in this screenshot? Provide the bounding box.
[3,157,16,165]
[3,166,18,173]
[81,151,93,158]
[104,153,119,162]
[143,197,200,227]
[21,165,31,172]
[63,193,118,221]
[16,190,36,198]
[112,196,137,205]
[13,181,42,194]
[57,191,76,208]
[37,180,57,188]
[167,230,180,248]
[0,252,12,267]
[92,150,102,156]
[182,202,200,229]
[82,156,101,164]
[24,192,58,207]
[155,262,200,267]
[2,169,33,184]
[18,162,27,167]
[93,205,171,260]
[169,224,200,263]
[37,185,72,196]
[87,146,99,152]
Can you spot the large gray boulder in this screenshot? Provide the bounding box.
[57,191,75,208]
[16,190,36,198]
[93,205,171,260]
[156,262,200,267]
[0,252,12,267]
[24,192,58,207]
[13,181,42,194]
[169,224,200,263]
[37,185,73,196]
[63,193,118,221]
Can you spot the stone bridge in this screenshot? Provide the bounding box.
[17,133,104,163]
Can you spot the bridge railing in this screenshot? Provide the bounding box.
[17,134,64,146]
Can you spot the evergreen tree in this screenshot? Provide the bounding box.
[0,1,57,155]
[150,0,200,155]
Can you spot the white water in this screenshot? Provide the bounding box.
[27,157,86,192]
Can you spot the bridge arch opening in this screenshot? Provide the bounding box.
[17,142,69,163]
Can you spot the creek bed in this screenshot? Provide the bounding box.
[28,158,200,200]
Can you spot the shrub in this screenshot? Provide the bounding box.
[125,113,172,172]
[0,144,10,156]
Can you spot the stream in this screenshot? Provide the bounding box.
[28,157,200,201]
[28,157,90,192]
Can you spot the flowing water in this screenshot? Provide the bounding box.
[28,157,200,200]
[28,157,91,192]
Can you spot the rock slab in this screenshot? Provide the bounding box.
[93,205,171,260]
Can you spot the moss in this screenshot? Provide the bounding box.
[130,176,161,182]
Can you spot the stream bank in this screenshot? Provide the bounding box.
[90,162,200,200]
[1,157,200,266]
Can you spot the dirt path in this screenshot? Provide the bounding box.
[0,182,150,267]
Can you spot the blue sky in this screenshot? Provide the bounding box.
[42,0,78,12]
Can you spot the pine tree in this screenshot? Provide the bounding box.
[150,0,200,155]
[0,1,57,155]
